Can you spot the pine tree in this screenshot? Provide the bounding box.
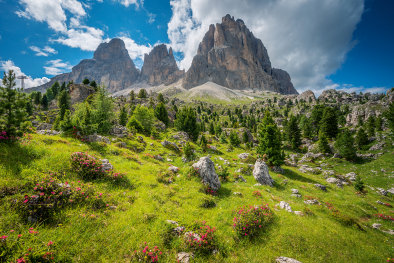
[138,89,147,99]
[41,94,48,110]
[286,115,302,149]
[149,97,154,108]
[51,81,60,98]
[130,90,135,100]
[174,107,199,140]
[119,106,128,126]
[229,129,240,146]
[200,120,205,132]
[367,116,375,137]
[58,90,71,111]
[334,130,356,160]
[197,105,201,114]
[157,93,164,104]
[154,102,169,126]
[215,124,222,135]
[127,116,144,133]
[256,111,285,166]
[59,110,73,132]
[387,102,394,138]
[46,88,54,102]
[34,92,41,105]
[303,120,312,139]
[375,116,383,131]
[91,85,115,134]
[355,127,368,150]
[131,105,155,133]
[319,107,338,139]
[220,132,227,143]
[82,78,90,85]
[90,80,97,89]
[200,134,208,147]
[26,101,33,116]
[0,70,28,137]
[317,130,330,154]
[60,82,66,92]
[311,104,326,134]
[82,103,92,135]
[209,122,215,134]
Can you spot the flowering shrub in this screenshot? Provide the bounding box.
[387,258,394,262]
[71,152,105,180]
[131,243,163,262]
[252,191,262,198]
[0,227,57,262]
[233,204,274,237]
[185,221,217,254]
[157,171,175,185]
[186,166,199,179]
[200,184,217,196]
[0,131,19,142]
[13,176,106,222]
[373,213,394,221]
[325,202,362,229]
[217,168,230,183]
[302,207,315,216]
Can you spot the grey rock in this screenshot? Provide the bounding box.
[168,166,179,173]
[237,175,247,183]
[332,153,341,158]
[154,155,164,161]
[166,220,178,225]
[291,189,299,194]
[372,223,382,229]
[376,188,388,196]
[369,142,385,151]
[326,177,338,184]
[291,194,302,198]
[304,199,319,205]
[161,140,180,152]
[276,256,302,263]
[279,201,293,213]
[345,172,357,181]
[36,123,53,130]
[100,159,113,172]
[387,188,394,195]
[36,130,60,136]
[238,153,250,159]
[253,159,275,187]
[192,157,221,191]
[83,135,111,144]
[176,252,194,263]
[272,166,285,174]
[314,184,327,191]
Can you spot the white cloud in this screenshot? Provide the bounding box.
[53,26,105,51]
[310,82,389,97]
[118,0,140,8]
[44,59,72,75]
[15,0,86,33]
[0,60,50,89]
[117,36,152,60]
[29,45,58,56]
[167,0,365,94]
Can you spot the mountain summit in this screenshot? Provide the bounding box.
[182,15,298,95]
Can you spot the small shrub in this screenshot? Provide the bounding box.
[373,213,394,221]
[131,243,163,262]
[70,152,105,180]
[186,166,199,179]
[354,175,365,192]
[302,207,315,216]
[252,191,262,198]
[217,168,230,183]
[199,196,216,208]
[157,171,175,185]
[185,221,217,254]
[199,184,217,196]
[233,204,274,237]
[325,202,362,230]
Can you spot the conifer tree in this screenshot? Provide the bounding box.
[200,120,205,132]
[387,102,394,138]
[354,175,365,192]
[119,106,128,126]
[131,105,155,133]
[286,115,301,149]
[130,90,135,100]
[90,80,97,89]
[154,102,169,126]
[138,89,147,98]
[51,81,60,98]
[127,116,144,133]
[256,111,285,166]
[229,129,241,146]
[174,106,199,140]
[0,70,28,137]
[58,90,71,111]
[355,127,368,150]
[303,120,312,139]
[317,130,330,154]
[59,109,73,132]
[242,130,249,143]
[82,78,90,85]
[26,101,33,116]
[34,92,41,105]
[149,97,154,108]
[46,88,54,102]
[91,85,115,134]
[319,107,338,139]
[60,82,66,92]
[367,116,375,137]
[209,122,215,134]
[220,132,227,143]
[157,93,164,104]
[41,94,48,110]
[311,104,326,134]
[215,124,222,135]
[82,103,92,135]
[334,130,356,160]
[200,134,208,147]
[375,116,383,131]
[197,105,201,114]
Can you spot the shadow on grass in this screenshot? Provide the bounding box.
[0,142,43,177]
[86,141,110,155]
[217,186,232,199]
[282,168,320,184]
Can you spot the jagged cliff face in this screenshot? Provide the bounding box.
[28,38,140,94]
[182,15,298,95]
[140,44,184,86]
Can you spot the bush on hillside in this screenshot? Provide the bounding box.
[233,204,274,237]
[70,152,105,180]
[185,221,218,254]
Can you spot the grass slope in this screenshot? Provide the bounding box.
[0,131,394,262]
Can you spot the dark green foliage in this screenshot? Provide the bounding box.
[183,142,193,159]
[157,93,164,104]
[215,124,222,135]
[172,104,178,113]
[197,105,201,114]
[319,107,338,139]
[127,116,144,133]
[46,87,54,101]
[366,116,375,137]
[132,105,155,133]
[318,131,330,154]
[375,116,382,131]
[355,127,368,150]
[386,102,394,138]
[154,102,169,126]
[256,111,285,166]
[209,122,215,134]
[90,80,97,88]
[357,116,363,127]
[90,86,116,134]
[303,120,312,139]
[129,90,135,100]
[286,115,301,149]
[60,81,66,92]
[34,91,41,105]
[311,104,326,134]
[0,70,28,137]
[174,107,199,141]
[25,101,33,116]
[200,134,208,147]
[354,176,365,192]
[60,109,73,132]
[41,94,48,110]
[58,90,71,110]
[242,130,249,143]
[334,130,357,160]
[82,78,90,85]
[119,106,128,126]
[51,81,60,97]
[220,132,227,143]
[229,129,241,146]
[138,89,147,98]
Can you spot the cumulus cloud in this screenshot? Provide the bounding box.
[118,0,140,8]
[44,59,73,75]
[53,26,105,51]
[167,0,365,93]
[0,60,50,88]
[311,83,389,97]
[15,0,86,33]
[29,46,58,56]
[117,36,152,60]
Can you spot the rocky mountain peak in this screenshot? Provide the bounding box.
[93,38,129,61]
[182,14,298,95]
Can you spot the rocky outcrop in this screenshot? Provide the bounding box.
[69,84,95,104]
[253,160,275,187]
[192,157,221,191]
[182,15,298,95]
[140,44,185,86]
[27,38,140,94]
[297,90,316,103]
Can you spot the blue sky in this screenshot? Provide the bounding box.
[0,0,392,95]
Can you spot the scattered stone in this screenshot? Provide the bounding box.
[345,172,357,181]
[176,252,194,263]
[154,155,164,161]
[36,130,61,136]
[323,170,335,176]
[369,142,385,151]
[238,153,250,159]
[272,166,285,174]
[83,135,111,144]
[376,188,388,196]
[109,206,117,210]
[233,192,243,196]
[376,200,384,205]
[326,177,338,184]
[253,159,275,187]
[166,220,178,225]
[304,199,319,205]
[291,189,299,194]
[276,256,302,263]
[192,157,221,191]
[168,166,179,173]
[100,159,113,172]
[387,188,394,195]
[372,223,382,229]
[254,183,262,186]
[167,158,172,162]
[161,140,180,151]
[182,157,188,163]
[314,184,327,191]
[332,153,341,158]
[381,168,387,173]
[237,175,247,183]
[291,194,302,198]
[279,201,293,213]
[282,179,289,185]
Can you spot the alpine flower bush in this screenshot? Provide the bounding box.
[233,204,274,237]
[131,243,163,262]
[185,221,217,254]
[71,152,105,180]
